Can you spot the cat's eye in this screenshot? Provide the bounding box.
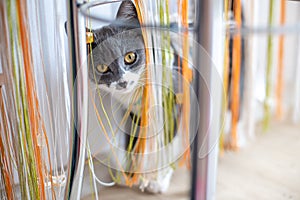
[96,64,109,73]
[124,52,136,65]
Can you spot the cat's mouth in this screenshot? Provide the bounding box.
[116,80,128,90]
[114,79,138,92]
[90,76,140,95]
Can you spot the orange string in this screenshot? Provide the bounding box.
[89,88,129,185]
[179,0,191,168]
[276,0,286,119]
[231,0,242,150]
[0,88,14,199]
[0,4,14,198]
[219,0,231,153]
[133,0,149,154]
[105,0,150,185]
[16,0,46,198]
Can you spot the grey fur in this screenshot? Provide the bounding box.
[88,1,145,88]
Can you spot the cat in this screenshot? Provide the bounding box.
[85,0,185,194]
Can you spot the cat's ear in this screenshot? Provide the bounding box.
[64,21,94,39]
[116,0,138,22]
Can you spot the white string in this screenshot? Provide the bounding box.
[87,142,116,187]
[87,143,99,200]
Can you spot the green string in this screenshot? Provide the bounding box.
[264,0,275,131]
[8,0,41,198]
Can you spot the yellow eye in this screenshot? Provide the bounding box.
[124,52,136,65]
[96,64,109,73]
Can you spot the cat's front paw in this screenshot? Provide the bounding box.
[139,167,174,194]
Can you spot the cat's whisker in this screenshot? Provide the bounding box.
[112,89,142,134]
[111,102,125,114]
[111,87,142,115]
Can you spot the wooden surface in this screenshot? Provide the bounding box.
[0,74,5,86]
[82,167,190,200]
[216,121,300,200]
[82,121,300,200]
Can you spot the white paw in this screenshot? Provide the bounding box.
[139,167,174,194]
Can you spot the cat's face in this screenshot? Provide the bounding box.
[88,1,145,94]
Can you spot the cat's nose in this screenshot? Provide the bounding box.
[116,81,128,89]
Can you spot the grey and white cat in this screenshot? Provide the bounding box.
[88,1,145,95]
[86,0,184,194]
